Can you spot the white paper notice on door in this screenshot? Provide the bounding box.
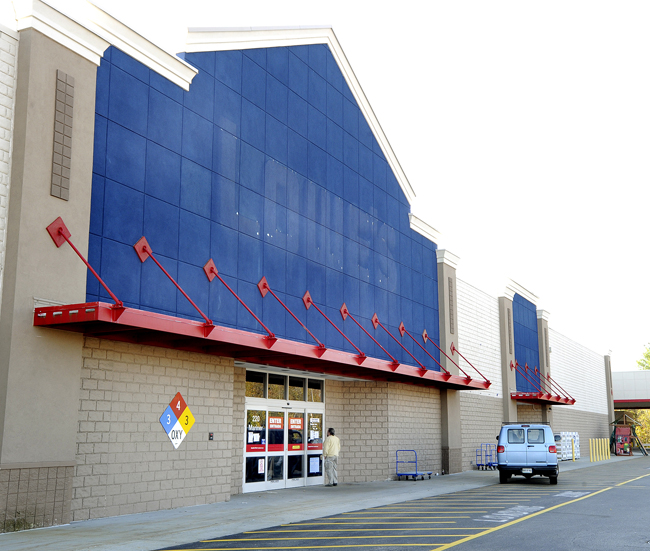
[309,456,320,474]
[258,458,265,474]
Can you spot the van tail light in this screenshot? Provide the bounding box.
[497,445,505,453]
[549,445,557,454]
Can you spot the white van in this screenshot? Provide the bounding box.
[496,423,559,484]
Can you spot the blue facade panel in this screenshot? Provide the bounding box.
[88,44,441,369]
[512,293,541,392]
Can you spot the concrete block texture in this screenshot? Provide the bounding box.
[72,338,236,523]
[0,466,73,532]
[460,392,503,471]
[326,380,441,482]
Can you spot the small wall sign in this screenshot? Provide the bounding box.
[159,392,195,449]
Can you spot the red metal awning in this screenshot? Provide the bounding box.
[34,301,490,390]
[509,361,576,406]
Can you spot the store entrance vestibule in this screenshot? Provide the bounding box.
[243,370,325,492]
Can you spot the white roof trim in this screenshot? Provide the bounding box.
[13,0,109,65]
[11,0,196,89]
[436,249,459,269]
[185,26,417,206]
[408,213,440,245]
[536,309,550,321]
[504,279,538,304]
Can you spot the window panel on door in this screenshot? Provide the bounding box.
[288,412,304,451]
[307,454,322,477]
[267,456,284,481]
[307,413,323,450]
[246,456,266,483]
[246,410,266,452]
[288,455,303,479]
[268,411,285,451]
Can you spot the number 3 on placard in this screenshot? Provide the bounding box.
[185,415,188,425]
[167,414,170,424]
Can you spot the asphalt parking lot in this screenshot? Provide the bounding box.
[157,457,650,551]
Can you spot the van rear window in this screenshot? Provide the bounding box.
[508,429,525,443]
[527,429,545,444]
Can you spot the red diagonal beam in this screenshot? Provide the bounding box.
[372,314,427,372]
[422,330,471,379]
[258,277,325,356]
[512,361,545,395]
[399,324,451,378]
[203,260,276,346]
[450,342,490,384]
[341,304,399,369]
[46,217,124,316]
[303,293,365,365]
[134,237,214,336]
[545,372,575,403]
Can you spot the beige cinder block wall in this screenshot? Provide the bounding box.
[73,338,236,521]
[0,27,99,531]
[326,379,442,482]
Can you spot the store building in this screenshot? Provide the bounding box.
[0,1,613,532]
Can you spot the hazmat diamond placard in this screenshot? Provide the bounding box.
[159,392,194,449]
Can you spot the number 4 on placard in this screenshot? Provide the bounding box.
[176,400,181,411]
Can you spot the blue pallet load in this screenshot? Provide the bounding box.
[396,450,432,480]
[476,443,497,470]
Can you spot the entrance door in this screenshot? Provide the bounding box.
[243,407,324,492]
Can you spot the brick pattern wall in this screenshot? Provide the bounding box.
[456,279,502,398]
[388,383,442,476]
[325,380,390,482]
[552,408,609,458]
[326,380,442,481]
[73,338,235,521]
[0,28,18,317]
[460,393,502,470]
[0,466,73,532]
[517,404,543,424]
[230,366,246,495]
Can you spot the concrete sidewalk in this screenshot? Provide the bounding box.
[0,455,640,551]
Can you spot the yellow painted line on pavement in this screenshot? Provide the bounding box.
[616,473,650,486]
[325,516,471,520]
[204,534,480,542]
[249,528,485,533]
[286,521,458,525]
[166,545,447,550]
[433,487,612,551]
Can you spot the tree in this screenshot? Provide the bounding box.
[637,344,650,370]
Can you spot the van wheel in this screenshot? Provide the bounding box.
[549,476,558,485]
[499,471,509,484]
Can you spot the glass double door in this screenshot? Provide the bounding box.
[244,406,324,492]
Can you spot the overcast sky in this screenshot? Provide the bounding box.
[11,1,650,372]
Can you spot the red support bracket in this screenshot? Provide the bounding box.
[341,305,399,370]
[545,371,575,404]
[422,331,470,380]
[203,260,276,348]
[400,323,451,379]
[133,237,214,337]
[303,294,365,365]
[370,318,427,373]
[258,278,325,357]
[450,342,490,385]
[511,360,546,395]
[46,217,124,320]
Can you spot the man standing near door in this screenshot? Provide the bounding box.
[323,427,340,486]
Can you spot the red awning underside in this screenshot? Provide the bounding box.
[34,302,490,390]
[511,392,576,406]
